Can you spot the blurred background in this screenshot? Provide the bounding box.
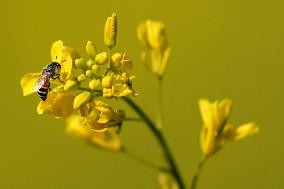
[1,0,283,188]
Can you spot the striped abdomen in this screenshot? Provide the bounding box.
[36,77,50,101]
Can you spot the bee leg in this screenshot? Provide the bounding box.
[49,88,55,93]
[52,74,63,82]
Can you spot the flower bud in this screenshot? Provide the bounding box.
[64,79,79,91]
[73,91,93,110]
[85,70,94,78]
[102,75,113,88]
[95,52,108,65]
[77,74,87,81]
[104,13,117,48]
[75,58,86,69]
[92,64,100,75]
[111,53,123,63]
[86,41,97,59]
[89,79,101,90]
[87,59,95,69]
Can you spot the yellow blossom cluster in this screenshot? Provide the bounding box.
[20,13,136,151]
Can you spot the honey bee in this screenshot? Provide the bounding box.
[34,62,62,101]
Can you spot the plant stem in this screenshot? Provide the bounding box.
[157,77,163,129]
[122,148,168,172]
[122,97,186,189]
[190,156,208,189]
[124,117,142,122]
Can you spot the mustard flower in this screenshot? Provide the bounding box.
[66,115,122,151]
[20,40,79,117]
[84,101,125,132]
[37,91,75,118]
[137,20,170,77]
[199,98,259,156]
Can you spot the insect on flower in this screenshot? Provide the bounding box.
[34,61,64,101]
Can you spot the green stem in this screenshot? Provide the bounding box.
[157,77,163,129]
[122,97,186,189]
[190,156,208,189]
[122,148,168,172]
[124,117,143,122]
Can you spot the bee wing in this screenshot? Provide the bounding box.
[34,75,47,92]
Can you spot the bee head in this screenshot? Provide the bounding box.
[51,62,61,69]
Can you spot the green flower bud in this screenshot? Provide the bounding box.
[104,13,117,48]
[77,74,87,81]
[95,52,108,65]
[92,64,100,75]
[73,91,93,110]
[89,79,101,90]
[87,59,95,69]
[85,70,93,78]
[75,58,86,69]
[64,79,79,91]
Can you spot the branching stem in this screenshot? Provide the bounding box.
[122,97,186,189]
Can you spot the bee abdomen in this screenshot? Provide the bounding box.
[38,88,48,101]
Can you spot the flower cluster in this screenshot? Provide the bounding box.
[199,98,259,156]
[20,13,136,151]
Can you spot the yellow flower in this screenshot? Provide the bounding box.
[199,98,259,156]
[137,20,170,77]
[66,115,122,151]
[37,92,74,118]
[84,101,125,132]
[51,40,79,81]
[158,172,179,189]
[20,40,79,97]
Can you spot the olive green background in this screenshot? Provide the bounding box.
[1,0,283,188]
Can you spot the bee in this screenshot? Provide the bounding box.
[34,62,62,101]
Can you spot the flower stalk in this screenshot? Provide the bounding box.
[190,156,208,189]
[157,77,164,129]
[122,97,186,189]
[122,148,168,172]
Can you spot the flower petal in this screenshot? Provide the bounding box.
[199,99,213,128]
[51,40,63,62]
[233,122,259,140]
[66,115,122,151]
[60,55,72,81]
[90,128,122,151]
[20,73,41,96]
